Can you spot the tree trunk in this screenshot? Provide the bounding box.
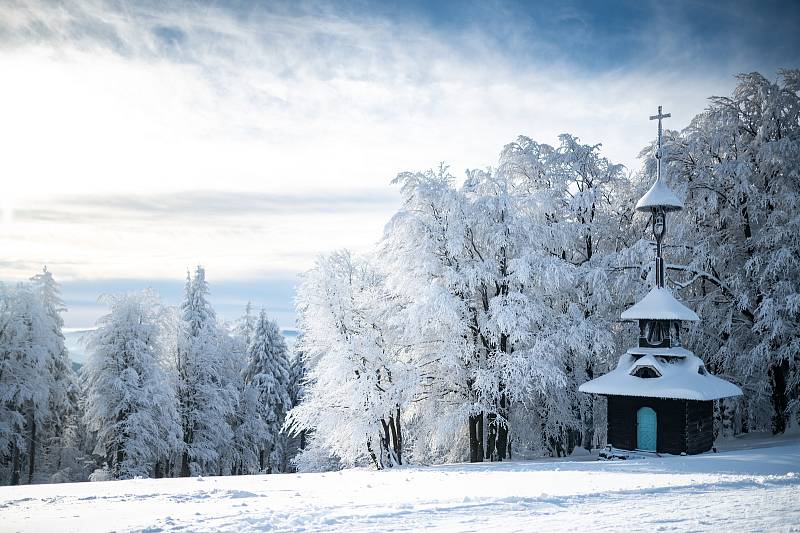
[486,403,510,461]
[583,364,595,450]
[741,401,750,434]
[716,398,734,439]
[266,444,274,474]
[366,438,381,470]
[485,412,497,461]
[10,440,20,485]
[27,415,36,484]
[379,419,391,467]
[468,414,479,462]
[496,424,508,461]
[394,407,403,465]
[388,409,402,466]
[582,405,594,450]
[769,359,789,434]
[180,417,193,477]
[495,391,509,461]
[115,440,124,478]
[477,413,484,461]
[492,333,510,461]
[180,450,190,477]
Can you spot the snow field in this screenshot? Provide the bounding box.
[1,439,798,532]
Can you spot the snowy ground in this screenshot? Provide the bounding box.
[2,435,799,532]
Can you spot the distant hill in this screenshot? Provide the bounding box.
[64,328,94,366]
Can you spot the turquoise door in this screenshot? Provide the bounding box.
[636,407,657,451]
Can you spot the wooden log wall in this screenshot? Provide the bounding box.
[606,395,712,455]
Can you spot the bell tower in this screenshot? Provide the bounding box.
[579,105,741,456]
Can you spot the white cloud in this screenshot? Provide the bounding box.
[0,0,737,282]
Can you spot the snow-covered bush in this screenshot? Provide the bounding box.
[88,466,112,482]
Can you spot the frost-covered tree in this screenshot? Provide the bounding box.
[176,266,237,476]
[82,291,180,479]
[289,251,411,470]
[29,267,81,482]
[1,269,87,485]
[379,166,484,463]
[214,325,245,476]
[498,135,633,452]
[656,69,800,434]
[380,146,626,461]
[237,310,291,473]
[235,302,256,354]
[0,284,52,484]
[281,349,308,468]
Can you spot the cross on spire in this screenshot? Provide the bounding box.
[649,105,671,160]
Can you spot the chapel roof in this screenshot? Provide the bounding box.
[578,350,742,401]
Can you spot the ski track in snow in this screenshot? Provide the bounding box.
[1,440,799,532]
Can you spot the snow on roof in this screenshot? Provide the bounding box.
[626,346,693,358]
[621,287,699,321]
[579,350,742,401]
[635,175,683,212]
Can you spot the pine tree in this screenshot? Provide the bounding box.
[236,302,256,354]
[240,310,291,473]
[0,284,51,484]
[29,267,81,482]
[176,266,237,476]
[82,291,180,479]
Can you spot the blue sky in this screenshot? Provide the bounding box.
[1,0,797,328]
[368,0,798,73]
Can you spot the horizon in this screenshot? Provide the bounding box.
[2,0,798,329]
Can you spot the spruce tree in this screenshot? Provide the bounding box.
[176,266,237,476]
[0,284,51,484]
[82,291,180,478]
[30,267,80,482]
[241,310,291,473]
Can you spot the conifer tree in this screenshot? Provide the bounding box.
[241,310,291,473]
[176,266,237,476]
[82,291,180,479]
[30,267,80,482]
[0,284,51,484]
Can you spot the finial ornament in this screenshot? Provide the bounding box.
[647,106,671,288]
[649,105,671,161]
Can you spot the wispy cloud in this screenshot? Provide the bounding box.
[17,189,398,222]
[1,189,398,282]
[1,0,795,302]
